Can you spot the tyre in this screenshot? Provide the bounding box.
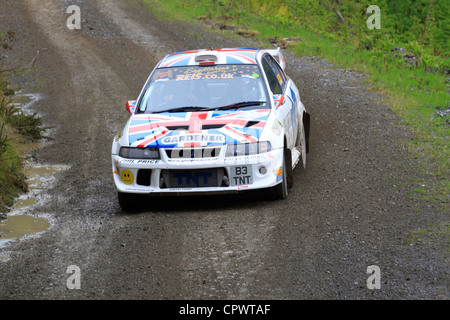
[118,192,139,212]
[300,124,307,168]
[285,147,294,189]
[272,149,289,200]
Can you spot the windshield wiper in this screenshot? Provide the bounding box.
[151,106,212,113]
[151,101,266,113]
[214,101,266,111]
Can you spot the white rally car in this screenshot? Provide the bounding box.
[112,48,310,210]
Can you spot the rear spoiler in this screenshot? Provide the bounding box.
[266,47,286,70]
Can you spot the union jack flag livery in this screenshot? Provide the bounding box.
[112,47,310,209]
[273,94,285,108]
[128,110,270,148]
[159,48,258,68]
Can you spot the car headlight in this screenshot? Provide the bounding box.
[119,147,160,159]
[225,141,272,157]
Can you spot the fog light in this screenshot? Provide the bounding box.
[259,166,267,175]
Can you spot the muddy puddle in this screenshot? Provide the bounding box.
[0,163,69,244]
[0,215,50,241]
[1,89,68,244]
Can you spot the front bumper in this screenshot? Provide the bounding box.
[111,147,284,195]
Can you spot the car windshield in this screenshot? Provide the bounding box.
[137,64,269,114]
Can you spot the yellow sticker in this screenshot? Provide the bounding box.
[115,130,123,142]
[121,169,134,185]
[276,74,282,84]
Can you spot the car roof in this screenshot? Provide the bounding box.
[157,48,260,68]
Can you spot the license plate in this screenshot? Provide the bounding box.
[230,165,253,186]
[162,169,221,188]
[172,171,215,187]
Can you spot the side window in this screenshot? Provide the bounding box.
[265,55,287,91]
[262,59,282,95]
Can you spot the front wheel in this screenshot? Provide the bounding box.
[118,192,139,212]
[271,150,289,200]
[300,124,307,168]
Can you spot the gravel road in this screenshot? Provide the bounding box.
[0,0,448,300]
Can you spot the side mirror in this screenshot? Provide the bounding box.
[126,100,137,114]
[273,94,286,108]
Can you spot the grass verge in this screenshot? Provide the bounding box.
[0,32,47,215]
[0,75,27,214]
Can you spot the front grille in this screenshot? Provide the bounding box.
[164,147,221,159]
[160,168,228,188]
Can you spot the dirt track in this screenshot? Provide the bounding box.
[0,0,448,299]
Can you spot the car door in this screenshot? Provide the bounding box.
[261,54,296,150]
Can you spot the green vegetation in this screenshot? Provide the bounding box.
[143,0,449,203]
[0,77,27,214]
[0,31,46,214]
[407,222,449,247]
